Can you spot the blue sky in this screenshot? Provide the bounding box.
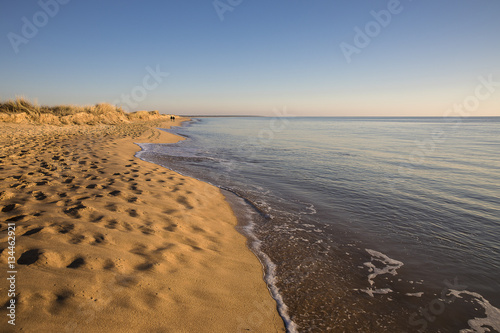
[1,0,499,116]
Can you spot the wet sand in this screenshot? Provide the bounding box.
[0,119,284,332]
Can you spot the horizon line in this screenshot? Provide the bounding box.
[178,115,500,118]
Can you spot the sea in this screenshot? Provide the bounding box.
[136,117,500,332]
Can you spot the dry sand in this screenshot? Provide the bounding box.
[0,119,285,332]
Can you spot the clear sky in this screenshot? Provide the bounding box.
[1,0,499,116]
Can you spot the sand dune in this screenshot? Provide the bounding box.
[0,120,284,332]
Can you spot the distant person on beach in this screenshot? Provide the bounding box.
[171,115,175,121]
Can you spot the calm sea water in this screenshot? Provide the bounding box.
[137,117,500,332]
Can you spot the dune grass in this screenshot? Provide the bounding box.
[0,97,124,116]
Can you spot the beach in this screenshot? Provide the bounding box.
[0,119,285,332]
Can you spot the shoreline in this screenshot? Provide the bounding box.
[136,121,297,331]
[0,119,285,332]
[221,189,297,333]
[136,121,296,331]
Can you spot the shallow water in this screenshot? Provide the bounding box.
[137,117,500,332]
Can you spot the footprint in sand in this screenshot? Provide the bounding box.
[54,223,74,234]
[105,219,118,229]
[164,224,178,232]
[90,214,105,223]
[22,227,43,236]
[18,249,41,265]
[67,257,85,269]
[135,262,154,271]
[127,197,139,203]
[191,226,206,233]
[63,204,87,218]
[127,209,139,218]
[2,203,18,212]
[7,215,27,222]
[176,196,193,210]
[91,233,106,245]
[115,275,138,288]
[32,191,48,200]
[130,243,149,257]
[52,290,74,312]
[63,177,74,184]
[139,226,154,235]
[103,259,115,270]
[105,203,119,212]
[69,234,85,244]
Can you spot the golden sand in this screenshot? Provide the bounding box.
[0,119,284,332]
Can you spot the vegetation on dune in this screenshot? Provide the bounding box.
[0,97,169,125]
[0,97,124,116]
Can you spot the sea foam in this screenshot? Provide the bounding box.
[360,249,404,297]
[448,290,500,333]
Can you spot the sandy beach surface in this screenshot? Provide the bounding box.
[0,119,284,332]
